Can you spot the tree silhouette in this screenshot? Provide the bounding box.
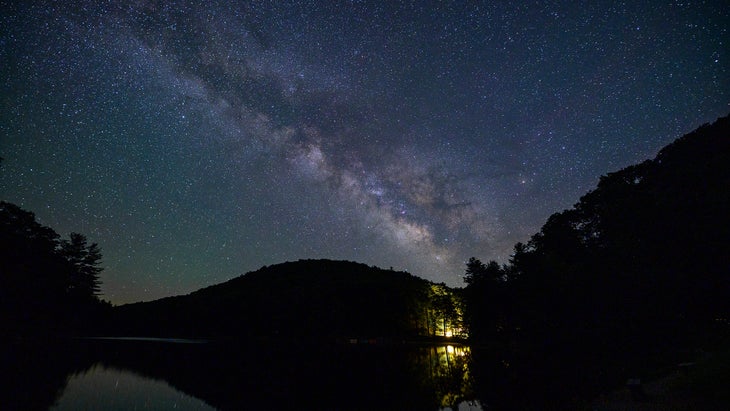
[463,258,508,342]
[464,258,503,286]
[457,115,730,406]
[464,114,730,375]
[60,233,103,298]
[1,201,107,336]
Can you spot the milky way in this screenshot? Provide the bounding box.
[1,1,727,303]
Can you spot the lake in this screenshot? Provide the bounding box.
[51,364,215,411]
[2,338,484,411]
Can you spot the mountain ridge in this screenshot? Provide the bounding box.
[111,258,462,340]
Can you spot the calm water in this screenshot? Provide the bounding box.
[2,339,484,411]
[51,364,215,411]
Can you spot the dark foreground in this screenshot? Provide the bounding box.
[1,338,476,411]
[3,337,728,411]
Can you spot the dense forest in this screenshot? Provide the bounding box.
[464,114,729,345]
[0,200,110,337]
[461,114,730,405]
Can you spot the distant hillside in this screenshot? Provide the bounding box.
[112,259,463,340]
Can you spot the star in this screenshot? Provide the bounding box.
[0,1,727,303]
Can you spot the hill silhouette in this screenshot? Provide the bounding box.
[112,259,463,340]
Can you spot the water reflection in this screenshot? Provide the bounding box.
[425,345,474,409]
[2,340,481,411]
[51,364,215,411]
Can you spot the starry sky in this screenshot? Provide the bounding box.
[1,1,727,304]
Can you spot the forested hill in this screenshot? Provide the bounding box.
[455,114,730,406]
[465,113,730,353]
[112,259,462,340]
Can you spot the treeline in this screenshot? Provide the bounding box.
[463,115,730,392]
[1,170,467,340]
[0,201,110,336]
[113,259,464,340]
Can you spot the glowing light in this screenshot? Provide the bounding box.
[445,330,453,337]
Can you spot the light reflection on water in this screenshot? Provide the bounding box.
[25,340,482,411]
[50,364,216,411]
[441,402,483,411]
[427,345,482,411]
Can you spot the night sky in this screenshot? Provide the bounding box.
[1,1,727,304]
